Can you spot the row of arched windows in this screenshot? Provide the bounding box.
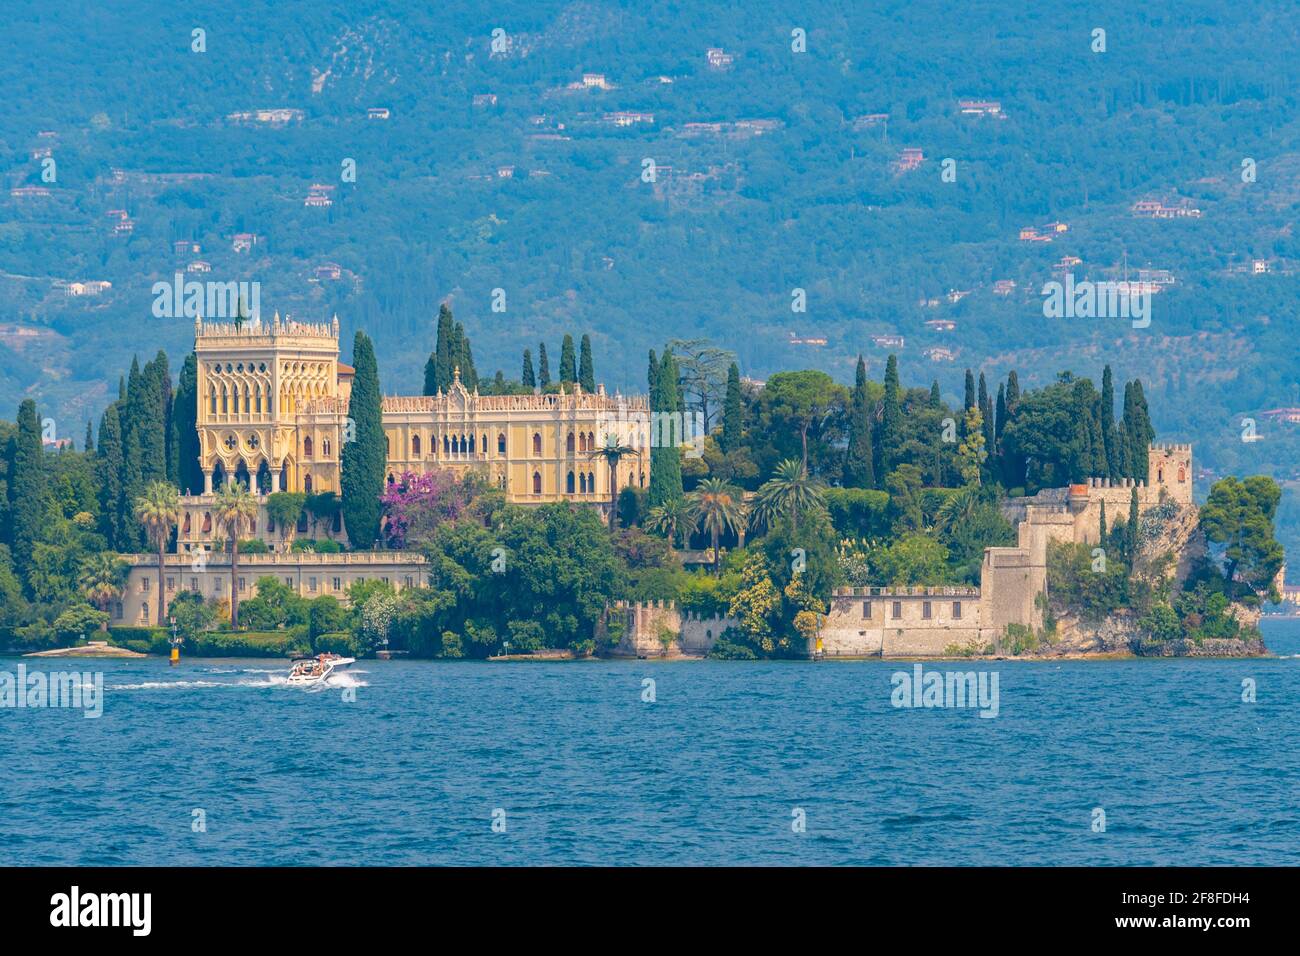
[565,471,599,494]
[565,431,597,453]
[210,383,268,416]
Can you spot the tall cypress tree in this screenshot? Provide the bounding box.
[578,334,596,392]
[173,352,202,495]
[83,420,94,453]
[1098,499,1107,549]
[97,407,124,549]
[874,354,902,483]
[845,355,874,488]
[1127,486,1140,560]
[978,372,994,458]
[647,349,659,398]
[649,350,684,507]
[1101,365,1119,481]
[538,343,551,387]
[1128,379,1154,481]
[1005,370,1020,408]
[559,334,577,384]
[929,380,941,407]
[425,304,454,395]
[521,349,536,388]
[340,332,386,548]
[9,399,45,582]
[964,369,976,411]
[720,361,742,454]
[453,321,477,390]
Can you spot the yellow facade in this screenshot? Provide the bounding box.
[181,316,651,549]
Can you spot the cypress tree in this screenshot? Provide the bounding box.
[1128,379,1154,481]
[874,354,902,483]
[1098,499,1107,548]
[97,407,124,549]
[538,343,551,386]
[454,321,477,390]
[425,304,454,395]
[964,369,976,411]
[995,383,1007,445]
[521,349,536,389]
[340,332,386,548]
[1101,365,1119,480]
[1005,371,1020,408]
[649,350,684,507]
[141,351,170,487]
[559,334,577,384]
[647,349,659,397]
[1128,486,1140,561]
[978,372,994,458]
[9,399,45,581]
[721,361,743,454]
[845,355,875,488]
[173,352,202,495]
[578,334,596,392]
[83,420,94,453]
[929,380,941,407]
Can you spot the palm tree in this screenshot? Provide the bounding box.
[646,497,692,548]
[589,435,640,531]
[934,484,983,534]
[749,458,824,535]
[687,478,745,574]
[213,480,259,628]
[134,480,181,625]
[78,552,129,631]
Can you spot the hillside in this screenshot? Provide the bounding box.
[2,0,1299,550]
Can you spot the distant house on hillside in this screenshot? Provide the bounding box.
[958,99,1004,117]
[922,347,956,362]
[604,111,654,127]
[1261,408,1300,425]
[187,261,211,274]
[315,263,342,281]
[174,240,201,256]
[472,93,498,107]
[993,279,1016,296]
[788,331,828,346]
[10,185,51,198]
[894,148,924,172]
[872,334,905,348]
[367,107,390,120]
[924,319,956,331]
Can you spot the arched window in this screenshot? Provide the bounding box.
[221,387,228,414]
[579,473,587,493]
[303,436,314,457]
[481,435,488,456]
[322,439,331,458]
[498,433,506,454]
[533,433,542,456]
[1178,467,1186,482]
[533,471,542,495]
[385,435,391,456]
[567,471,575,493]
[443,435,450,455]
[255,384,262,414]
[182,512,191,533]
[387,473,395,485]
[412,434,421,456]
[1158,468,1164,482]
[589,471,597,493]
[587,432,596,451]
[243,386,251,414]
[460,435,468,454]
[567,432,575,453]
[202,512,212,533]
[141,601,150,623]
[304,474,312,493]
[639,471,646,488]
[209,388,217,415]
[469,434,475,454]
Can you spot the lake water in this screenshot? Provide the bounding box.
[4,618,1299,866]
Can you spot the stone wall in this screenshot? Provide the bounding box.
[821,587,986,658]
[608,600,736,657]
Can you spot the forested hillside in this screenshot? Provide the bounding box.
[2,0,1299,548]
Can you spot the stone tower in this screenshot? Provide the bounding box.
[1147,443,1193,507]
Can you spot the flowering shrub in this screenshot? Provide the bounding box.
[379,470,476,548]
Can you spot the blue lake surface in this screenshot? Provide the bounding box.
[3,618,1299,866]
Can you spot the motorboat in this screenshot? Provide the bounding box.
[287,653,355,686]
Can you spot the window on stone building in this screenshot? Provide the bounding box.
[922,601,932,620]
[567,432,575,453]
[533,471,542,494]
[567,471,575,493]
[953,602,962,619]
[862,600,872,619]
[533,432,542,455]
[892,601,902,619]
[498,433,506,454]
[304,436,313,457]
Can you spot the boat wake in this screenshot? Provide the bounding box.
[110,672,368,692]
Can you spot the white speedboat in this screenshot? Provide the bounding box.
[287,653,355,686]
